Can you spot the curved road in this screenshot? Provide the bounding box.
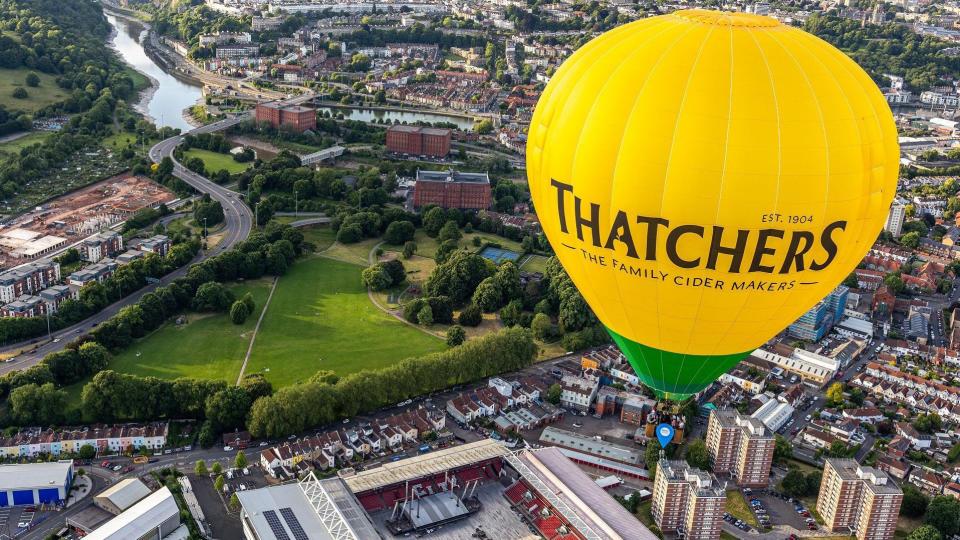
[0,117,253,375]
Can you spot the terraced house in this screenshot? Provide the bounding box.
[0,423,168,458]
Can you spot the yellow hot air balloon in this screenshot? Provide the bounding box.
[527,9,899,400]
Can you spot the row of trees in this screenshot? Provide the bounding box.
[247,327,537,437]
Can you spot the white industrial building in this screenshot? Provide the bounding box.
[84,487,184,540]
[750,399,795,433]
[95,478,152,515]
[751,347,839,385]
[834,317,875,340]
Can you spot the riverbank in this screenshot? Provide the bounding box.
[317,101,484,122]
[102,6,203,132]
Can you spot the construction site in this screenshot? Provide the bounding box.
[0,175,176,270]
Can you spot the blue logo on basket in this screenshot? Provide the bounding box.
[656,423,675,448]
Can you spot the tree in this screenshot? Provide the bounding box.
[194,460,208,476]
[361,264,392,291]
[683,439,710,470]
[78,444,96,460]
[242,293,255,314]
[437,221,462,243]
[11,87,27,99]
[9,383,66,425]
[805,471,822,496]
[908,526,942,540]
[474,119,493,134]
[902,484,930,518]
[825,382,845,406]
[417,304,434,325]
[546,383,562,404]
[901,231,921,248]
[25,72,39,87]
[447,325,466,346]
[206,387,253,431]
[773,435,793,463]
[384,220,415,244]
[780,469,808,498]
[214,475,225,493]
[192,282,234,312]
[926,496,960,538]
[229,492,241,511]
[212,462,223,474]
[230,300,249,324]
[532,313,553,341]
[422,207,447,237]
[402,241,417,259]
[234,450,247,469]
[458,304,482,326]
[472,277,502,312]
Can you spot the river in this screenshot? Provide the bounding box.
[105,12,202,132]
[317,106,478,130]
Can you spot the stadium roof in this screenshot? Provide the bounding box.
[342,439,508,494]
[237,475,379,540]
[95,478,151,513]
[0,460,72,491]
[85,487,180,540]
[514,447,658,540]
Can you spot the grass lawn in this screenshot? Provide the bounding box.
[895,516,923,539]
[182,148,251,175]
[0,132,49,160]
[321,237,381,266]
[405,229,525,260]
[124,67,152,92]
[519,254,549,274]
[273,218,336,251]
[725,490,759,528]
[102,132,141,153]
[247,256,446,387]
[96,280,271,383]
[0,68,68,112]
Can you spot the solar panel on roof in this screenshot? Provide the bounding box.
[263,510,291,540]
[279,507,309,540]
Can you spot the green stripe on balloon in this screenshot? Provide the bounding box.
[606,327,749,401]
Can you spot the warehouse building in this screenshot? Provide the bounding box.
[84,487,183,540]
[96,478,152,515]
[255,102,316,132]
[385,125,451,157]
[0,461,73,506]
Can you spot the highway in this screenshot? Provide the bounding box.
[0,116,254,375]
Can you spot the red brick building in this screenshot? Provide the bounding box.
[255,102,316,133]
[385,125,451,157]
[414,169,491,209]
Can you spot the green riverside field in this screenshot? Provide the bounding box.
[246,256,446,386]
[0,68,68,112]
[182,148,252,175]
[102,280,272,383]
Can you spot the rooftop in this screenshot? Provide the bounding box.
[539,426,642,465]
[236,475,379,540]
[341,439,508,494]
[85,487,179,540]
[416,169,490,184]
[0,460,72,490]
[516,447,658,540]
[95,478,151,513]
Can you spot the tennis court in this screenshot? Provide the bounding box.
[478,246,522,264]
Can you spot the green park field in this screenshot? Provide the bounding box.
[183,148,252,175]
[101,280,273,383]
[0,68,68,113]
[245,256,446,387]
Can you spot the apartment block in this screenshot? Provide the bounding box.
[82,231,123,263]
[651,460,725,540]
[817,458,902,540]
[705,409,775,487]
[0,260,61,303]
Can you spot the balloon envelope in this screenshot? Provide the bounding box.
[527,10,899,400]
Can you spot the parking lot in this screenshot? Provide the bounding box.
[753,491,818,532]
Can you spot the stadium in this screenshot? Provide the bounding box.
[237,439,656,540]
